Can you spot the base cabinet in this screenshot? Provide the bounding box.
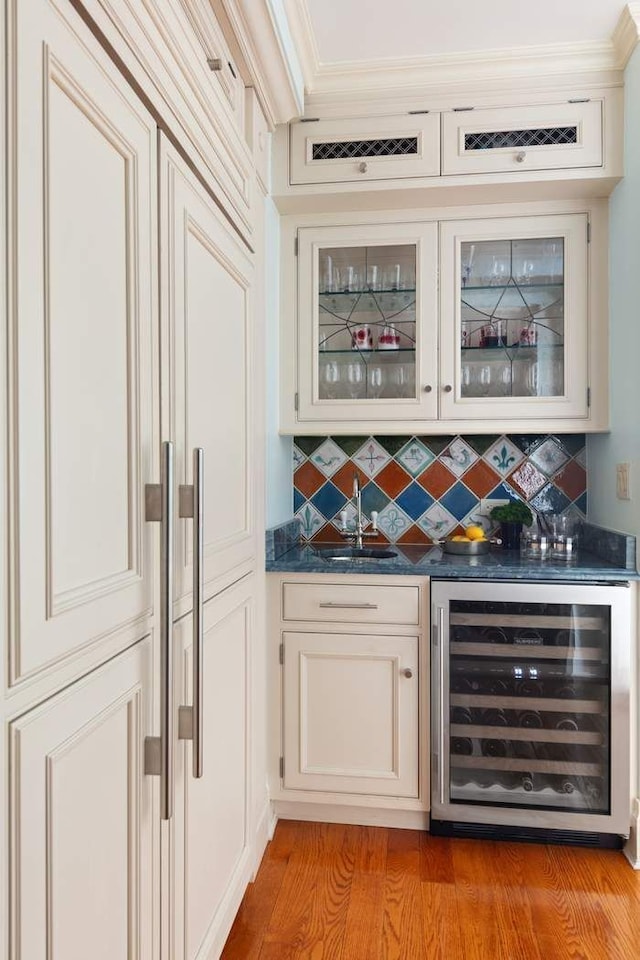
[270,574,429,821]
[10,639,156,960]
[283,631,419,797]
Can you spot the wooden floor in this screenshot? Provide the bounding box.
[221,820,640,960]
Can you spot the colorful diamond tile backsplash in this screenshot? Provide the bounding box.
[293,434,587,543]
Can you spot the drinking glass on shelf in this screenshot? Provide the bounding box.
[342,265,361,293]
[368,364,384,398]
[345,360,365,399]
[320,359,341,399]
[383,263,402,291]
[393,363,413,398]
[366,264,381,290]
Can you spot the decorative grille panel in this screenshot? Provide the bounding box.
[312,137,419,162]
[464,127,578,151]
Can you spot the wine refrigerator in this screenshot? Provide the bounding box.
[430,579,631,846]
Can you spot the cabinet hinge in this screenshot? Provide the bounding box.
[294,392,299,412]
[587,220,591,244]
[453,106,474,112]
[294,236,298,256]
[568,98,590,103]
[587,386,591,408]
[299,117,320,123]
[279,756,285,778]
[432,623,439,646]
[279,643,284,665]
[408,109,430,115]
[227,60,237,79]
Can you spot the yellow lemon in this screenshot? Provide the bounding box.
[465,525,485,541]
[451,535,471,542]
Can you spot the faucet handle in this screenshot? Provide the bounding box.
[370,511,378,532]
[339,509,348,531]
[353,473,360,498]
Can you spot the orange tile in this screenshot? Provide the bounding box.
[398,525,433,545]
[417,461,456,499]
[331,462,369,498]
[462,460,500,498]
[554,460,587,501]
[294,461,325,498]
[375,461,412,498]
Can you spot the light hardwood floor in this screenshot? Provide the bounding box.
[221,820,640,959]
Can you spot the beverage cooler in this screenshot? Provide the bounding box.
[430,580,632,846]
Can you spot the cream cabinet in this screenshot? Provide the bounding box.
[292,221,439,425]
[10,639,156,960]
[3,0,265,957]
[281,204,607,434]
[289,113,440,185]
[171,576,255,960]
[160,138,255,619]
[441,101,604,176]
[269,574,429,824]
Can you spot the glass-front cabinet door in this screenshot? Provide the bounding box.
[440,214,589,422]
[296,222,438,423]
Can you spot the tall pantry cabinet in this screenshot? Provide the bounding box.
[1,0,272,957]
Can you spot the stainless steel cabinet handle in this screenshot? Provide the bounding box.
[437,606,446,805]
[144,441,175,820]
[359,162,368,173]
[402,668,413,679]
[178,448,205,779]
[443,384,453,393]
[318,601,378,609]
[515,150,526,163]
[423,384,432,393]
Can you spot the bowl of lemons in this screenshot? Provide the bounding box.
[440,525,497,556]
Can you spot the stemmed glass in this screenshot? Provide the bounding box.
[321,359,341,399]
[368,365,384,399]
[345,361,365,399]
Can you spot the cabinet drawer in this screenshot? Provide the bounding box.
[442,101,602,175]
[290,114,440,185]
[282,581,420,625]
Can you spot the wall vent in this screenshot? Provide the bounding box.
[312,136,419,162]
[465,127,578,151]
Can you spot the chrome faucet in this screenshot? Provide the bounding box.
[340,473,379,549]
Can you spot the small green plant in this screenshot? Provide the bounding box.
[490,500,534,526]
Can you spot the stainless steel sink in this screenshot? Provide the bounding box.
[315,547,398,561]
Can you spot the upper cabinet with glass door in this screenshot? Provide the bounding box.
[294,222,438,425]
[440,214,591,423]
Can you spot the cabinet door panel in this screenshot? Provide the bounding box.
[10,638,156,960]
[283,631,419,797]
[440,214,589,422]
[160,139,255,613]
[172,578,254,960]
[8,0,158,684]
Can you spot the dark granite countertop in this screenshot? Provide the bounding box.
[266,520,638,581]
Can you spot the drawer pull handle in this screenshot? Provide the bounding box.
[358,162,368,173]
[402,668,413,679]
[318,601,378,610]
[515,150,527,163]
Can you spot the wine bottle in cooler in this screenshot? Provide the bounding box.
[451,737,474,756]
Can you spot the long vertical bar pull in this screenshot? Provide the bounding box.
[178,447,205,778]
[144,440,175,820]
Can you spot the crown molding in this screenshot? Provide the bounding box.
[282,0,320,93]
[281,2,640,115]
[216,0,304,125]
[612,2,640,68]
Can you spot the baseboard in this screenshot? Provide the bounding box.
[624,798,640,869]
[251,798,275,879]
[274,799,429,830]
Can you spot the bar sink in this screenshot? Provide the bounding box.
[314,547,398,561]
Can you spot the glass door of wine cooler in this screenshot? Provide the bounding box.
[431,580,631,836]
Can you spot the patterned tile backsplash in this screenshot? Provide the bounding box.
[293,434,587,543]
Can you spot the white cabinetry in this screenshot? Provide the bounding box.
[441,101,603,176]
[281,203,607,434]
[160,139,255,617]
[269,574,429,827]
[10,639,156,960]
[172,577,254,960]
[290,113,440,185]
[3,0,265,957]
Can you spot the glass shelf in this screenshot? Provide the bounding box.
[320,287,417,297]
[462,282,563,293]
[462,344,563,358]
[320,347,415,357]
